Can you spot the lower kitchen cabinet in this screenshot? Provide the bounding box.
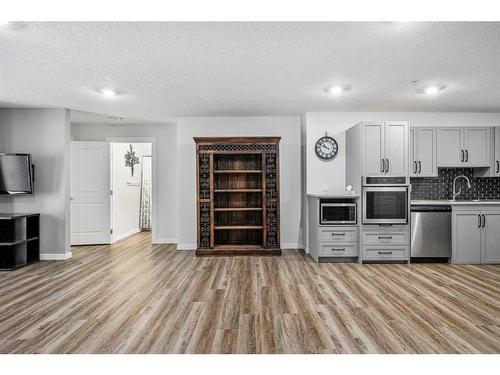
[363,245,409,261]
[453,211,482,263]
[452,208,500,264]
[481,211,500,263]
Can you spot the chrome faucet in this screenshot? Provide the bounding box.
[452,175,471,200]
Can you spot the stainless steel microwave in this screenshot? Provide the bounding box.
[320,202,357,225]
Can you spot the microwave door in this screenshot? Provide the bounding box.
[320,203,356,224]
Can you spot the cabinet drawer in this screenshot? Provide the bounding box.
[318,227,358,242]
[363,246,408,261]
[319,242,358,257]
[362,232,408,245]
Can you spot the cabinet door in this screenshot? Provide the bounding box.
[463,127,490,167]
[481,211,500,264]
[416,127,437,177]
[362,123,385,176]
[384,121,408,176]
[494,127,500,176]
[452,211,481,264]
[409,128,418,176]
[437,128,463,167]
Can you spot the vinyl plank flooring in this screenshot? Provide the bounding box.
[1,231,500,354]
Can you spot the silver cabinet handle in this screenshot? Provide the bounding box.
[414,161,417,174]
[465,150,469,162]
[496,160,499,174]
[418,161,422,173]
[478,214,481,228]
[386,159,390,173]
[378,236,393,240]
[482,214,486,228]
[381,159,385,173]
[331,248,346,251]
[378,251,392,255]
[461,150,465,162]
[332,233,346,236]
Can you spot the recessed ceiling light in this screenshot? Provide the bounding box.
[96,87,124,98]
[100,88,118,97]
[324,84,351,95]
[416,84,446,95]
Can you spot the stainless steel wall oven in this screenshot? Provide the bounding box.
[362,176,409,225]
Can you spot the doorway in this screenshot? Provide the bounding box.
[70,138,156,246]
[110,142,153,243]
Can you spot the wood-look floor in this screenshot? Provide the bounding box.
[1,231,500,353]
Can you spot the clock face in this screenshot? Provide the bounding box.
[315,136,338,160]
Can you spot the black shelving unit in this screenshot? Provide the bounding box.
[0,213,40,270]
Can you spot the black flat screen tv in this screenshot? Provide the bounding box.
[0,153,34,194]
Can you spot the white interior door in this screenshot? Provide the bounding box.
[70,141,111,245]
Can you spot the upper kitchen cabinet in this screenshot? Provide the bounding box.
[474,126,500,177]
[437,127,491,168]
[362,123,384,176]
[361,121,409,177]
[410,127,437,177]
[495,127,500,176]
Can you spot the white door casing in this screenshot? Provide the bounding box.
[70,141,111,245]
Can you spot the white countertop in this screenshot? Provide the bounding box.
[307,193,360,199]
[411,199,500,206]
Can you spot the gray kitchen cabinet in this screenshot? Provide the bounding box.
[453,211,481,264]
[384,121,408,176]
[473,126,499,177]
[452,207,500,264]
[409,128,416,176]
[481,211,500,264]
[410,127,437,177]
[362,123,384,176]
[437,127,462,167]
[437,127,491,167]
[463,127,490,167]
[361,121,408,176]
[495,127,500,176]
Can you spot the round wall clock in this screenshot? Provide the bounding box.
[315,134,338,160]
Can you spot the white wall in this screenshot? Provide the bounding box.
[71,123,178,243]
[111,142,151,242]
[0,108,71,258]
[306,112,500,195]
[177,116,303,250]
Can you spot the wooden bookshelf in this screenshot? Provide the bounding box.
[194,137,281,256]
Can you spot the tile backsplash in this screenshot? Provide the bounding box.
[411,168,500,200]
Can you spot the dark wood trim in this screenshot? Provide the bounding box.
[194,136,281,144]
[196,248,282,256]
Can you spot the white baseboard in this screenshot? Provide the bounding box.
[177,243,197,250]
[40,252,73,260]
[112,228,141,243]
[281,243,303,250]
[153,238,178,244]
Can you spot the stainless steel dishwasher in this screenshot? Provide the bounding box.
[411,205,452,259]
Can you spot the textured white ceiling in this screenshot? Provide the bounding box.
[1,22,499,121]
